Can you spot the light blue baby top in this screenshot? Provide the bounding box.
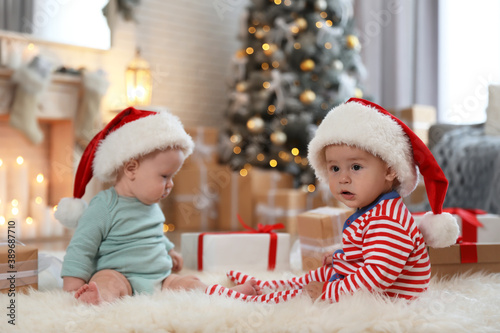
[61,187,174,294]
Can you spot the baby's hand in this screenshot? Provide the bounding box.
[169,250,183,272]
[322,253,334,267]
[304,282,325,300]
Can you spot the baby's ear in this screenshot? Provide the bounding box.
[386,166,398,182]
[123,159,139,179]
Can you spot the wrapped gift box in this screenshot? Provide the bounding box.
[181,232,290,272]
[403,179,426,206]
[297,207,354,271]
[167,163,228,231]
[414,211,500,243]
[428,243,500,278]
[218,166,253,231]
[390,105,436,145]
[183,126,219,167]
[0,245,38,294]
[250,168,294,196]
[254,189,307,235]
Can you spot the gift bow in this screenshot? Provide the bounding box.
[444,208,486,243]
[238,214,285,233]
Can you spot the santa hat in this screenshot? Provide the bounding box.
[54,107,194,228]
[308,98,459,248]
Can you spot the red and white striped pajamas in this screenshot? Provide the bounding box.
[226,191,431,303]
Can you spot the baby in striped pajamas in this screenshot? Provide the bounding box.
[228,98,458,303]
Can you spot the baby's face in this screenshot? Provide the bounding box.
[131,149,184,205]
[324,144,395,210]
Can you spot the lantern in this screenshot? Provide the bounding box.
[125,48,152,106]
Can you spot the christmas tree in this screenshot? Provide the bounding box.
[220,0,367,190]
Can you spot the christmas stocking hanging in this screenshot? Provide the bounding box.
[9,56,53,144]
[75,70,109,148]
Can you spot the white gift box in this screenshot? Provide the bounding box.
[414,213,500,243]
[181,232,290,272]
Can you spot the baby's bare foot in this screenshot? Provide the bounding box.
[75,282,103,305]
[233,279,262,296]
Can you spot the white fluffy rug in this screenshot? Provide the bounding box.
[2,269,500,333]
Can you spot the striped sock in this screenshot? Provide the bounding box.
[205,284,303,304]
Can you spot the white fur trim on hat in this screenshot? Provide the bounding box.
[417,212,459,248]
[54,197,88,229]
[93,111,194,182]
[307,101,418,197]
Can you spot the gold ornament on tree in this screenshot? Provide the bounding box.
[300,59,315,72]
[315,0,327,11]
[299,89,316,105]
[295,17,308,31]
[332,59,344,71]
[247,116,265,133]
[236,82,248,92]
[270,131,287,145]
[346,35,360,50]
[255,28,266,39]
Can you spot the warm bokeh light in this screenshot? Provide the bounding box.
[269,159,278,167]
[26,217,33,225]
[35,196,43,205]
[291,148,300,156]
[307,184,316,192]
[240,169,248,177]
[36,173,44,183]
[16,156,24,165]
[233,146,242,154]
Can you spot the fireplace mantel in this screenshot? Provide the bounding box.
[0,67,81,119]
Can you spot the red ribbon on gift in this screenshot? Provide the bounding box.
[459,242,478,264]
[197,214,284,271]
[414,208,486,243]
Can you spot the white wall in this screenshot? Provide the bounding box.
[34,0,248,127]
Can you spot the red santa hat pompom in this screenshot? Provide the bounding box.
[307,98,459,248]
[55,107,194,229]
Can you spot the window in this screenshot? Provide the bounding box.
[438,0,500,124]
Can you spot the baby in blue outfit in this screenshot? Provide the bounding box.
[56,108,261,304]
